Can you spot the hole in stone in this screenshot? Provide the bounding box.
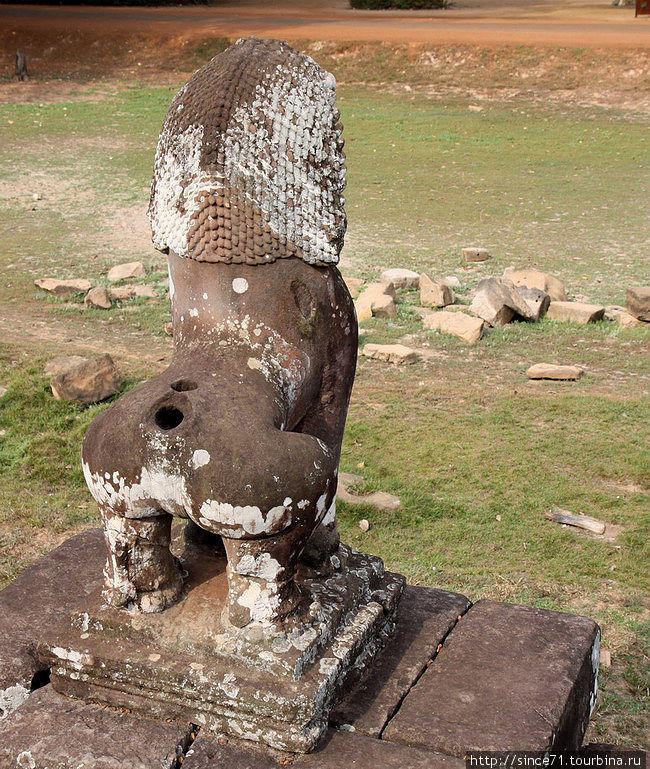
[171,379,198,392]
[30,667,50,692]
[155,405,184,430]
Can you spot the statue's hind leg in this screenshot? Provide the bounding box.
[99,507,183,613]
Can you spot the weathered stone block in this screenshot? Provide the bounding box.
[34,278,92,297]
[462,247,491,262]
[469,277,533,326]
[383,599,600,755]
[420,273,454,308]
[0,529,104,717]
[355,283,397,320]
[107,260,145,282]
[361,343,418,365]
[182,727,465,769]
[50,353,121,404]
[424,311,484,344]
[503,268,567,302]
[0,686,190,769]
[380,268,420,290]
[84,285,112,309]
[331,585,470,736]
[626,286,650,322]
[527,363,585,381]
[547,301,605,324]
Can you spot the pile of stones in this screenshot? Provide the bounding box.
[34,261,157,310]
[347,253,649,366]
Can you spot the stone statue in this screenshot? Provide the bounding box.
[81,38,356,628]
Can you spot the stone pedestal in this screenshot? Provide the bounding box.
[37,538,404,753]
[0,531,601,768]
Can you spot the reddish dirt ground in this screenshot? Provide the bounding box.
[1,0,648,49]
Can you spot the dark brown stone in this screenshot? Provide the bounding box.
[0,529,104,714]
[331,585,470,736]
[0,685,191,769]
[383,599,600,755]
[182,727,465,769]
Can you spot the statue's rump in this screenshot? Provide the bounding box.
[149,37,347,268]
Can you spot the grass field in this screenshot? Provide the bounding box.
[0,76,648,746]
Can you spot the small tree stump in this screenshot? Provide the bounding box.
[15,50,28,81]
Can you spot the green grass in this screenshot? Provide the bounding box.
[0,80,648,747]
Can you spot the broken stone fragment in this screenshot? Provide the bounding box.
[359,519,370,532]
[109,283,157,301]
[626,286,650,322]
[462,247,491,262]
[50,354,122,405]
[34,278,92,297]
[380,268,420,290]
[441,276,461,289]
[546,301,605,324]
[516,286,550,322]
[107,260,146,282]
[420,274,454,308]
[526,363,584,381]
[616,310,643,329]
[84,285,112,309]
[424,311,484,344]
[502,267,567,302]
[337,473,401,512]
[362,343,418,365]
[355,283,397,320]
[469,277,533,326]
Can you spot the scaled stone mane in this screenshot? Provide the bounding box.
[148,37,346,266]
[81,38,359,630]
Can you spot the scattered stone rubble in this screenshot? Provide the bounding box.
[350,266,647,361]
[34,261,159,311]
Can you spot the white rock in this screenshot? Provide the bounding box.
[359,519,370,532]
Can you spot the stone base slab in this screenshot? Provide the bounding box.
[38,544,404,753]
[0,532,601,765]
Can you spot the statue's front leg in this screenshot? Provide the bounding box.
[222,526,313,629]
[99,507,183,613]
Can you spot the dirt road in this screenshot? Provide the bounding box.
[1,0,648,49]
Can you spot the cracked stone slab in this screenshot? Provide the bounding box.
[0,685,191,769]
[0,529,104,715]
[182,727,465,769]
[383,599,600,756]
[330,585,470,736]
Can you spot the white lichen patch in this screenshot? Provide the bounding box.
[232,278,249,294]
[190,449,211,469]
[0,684,30,720]
[199,498,292,536]
[235,552,283,581]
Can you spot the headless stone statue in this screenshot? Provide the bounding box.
[82,38,357,627]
